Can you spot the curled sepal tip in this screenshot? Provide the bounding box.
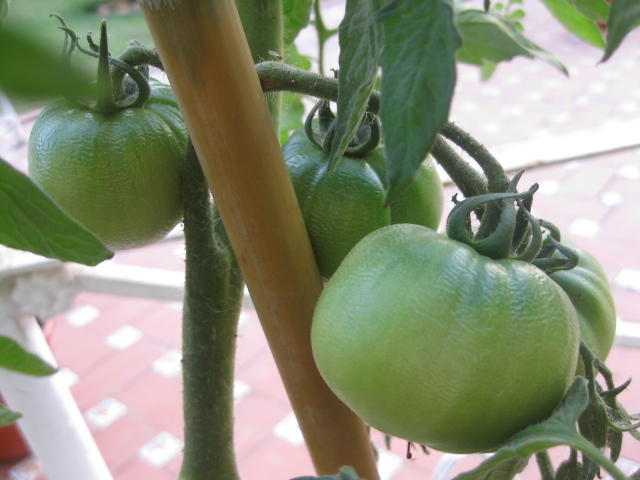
[56,18,151,113]
[303,99,383,175]
[446,171,541,261]
[532,235,580,274]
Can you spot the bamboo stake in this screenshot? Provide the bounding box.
[139,1,380,478]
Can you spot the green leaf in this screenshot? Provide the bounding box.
[0,336,57,376]
[602,0,640,62]
[481,60,499,81]
[456,9,568,75]
[328,0,383,171]
[290,466,363,480]
[0,158,114,266]
[0,23,92,99]
[378,0,461,202]
[283,0,314,45]
[0,403,22,428]
[538,0,605,48]
[566,0,609,23]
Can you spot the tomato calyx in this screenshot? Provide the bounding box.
[52,15,152,115]
[446,170,580,273]
[446,170,542,260]
[303,99,381,163]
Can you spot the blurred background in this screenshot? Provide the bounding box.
[1,0,639,479]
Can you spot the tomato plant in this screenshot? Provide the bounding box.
[28,22,186,251]
[284,103,443,278]
[3,1,640,479]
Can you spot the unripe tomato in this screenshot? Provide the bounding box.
[550,241,616,366]
[312,224,580,454]
[28,79,187,251]
[283,129,444,278]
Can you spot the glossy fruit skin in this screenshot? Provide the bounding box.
[283,129,444,278]
[550,241,616,366]
[312,224,580,454]
[28,79,187,251]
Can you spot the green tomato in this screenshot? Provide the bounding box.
[28,79,187,251]
[550,241,616,368]
[312,224,580,454]
[283,129,444,278]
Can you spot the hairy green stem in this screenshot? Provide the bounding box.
[235,0,284,129]
[112,53,494,200]
[535,451,555,480]
[313,0,336,75]
[439,122,509,193]
[257,60,380,112]
[431,136,488,198]
[439,122,511,238]
[180,142,244,480]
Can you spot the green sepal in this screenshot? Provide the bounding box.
[303,99,381,160]
[57,19,152,113]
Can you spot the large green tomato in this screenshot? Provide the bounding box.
[283,129,444,278]
[550,241,616,366]
[312,224,580,454]
[28,79,187,251]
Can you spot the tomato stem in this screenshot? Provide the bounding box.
[235,0,284,130]
[535,451,556,480]
[313,0,337,76]
[256,61,499,198]
[431,136,488,198]
[180,141,243,480]
[112,40,163,101]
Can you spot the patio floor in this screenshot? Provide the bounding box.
[1,1,640,479]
